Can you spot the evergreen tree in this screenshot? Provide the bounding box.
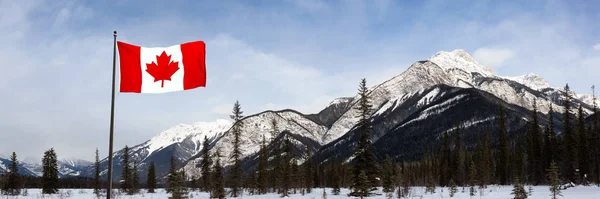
[199,136,212,192]
[395,163,409,198]
[510,177,528,199]
[528,99,544,185]
[130,162,140,194]
[469,161,477,196]
[424,150,435,194]
[147,161,157,193]
[257,135,268,194]
[93,148,101,195]
[291,158,299,194]
[167,156,177,193]
[169,170,189,199]
[440,132,451,186]
[545,105,558,177]
[120,145,131,192]
[561,84,578,183]
[248,168,257,195]
[304,143,313,194]
[2,152,20,195]
[452,123,465,185]
[272,139,283,194]
[577,105,591,185]
[330,151,341,195]
[382,155,395,194]
[547,161,562,199]
[228,100,244,197]
[354,170,370,199]
[41,148,58,194]
[211,149,226,199]
[280,137,292,197]
[448,179,457,197]
[497,105,510,185]
[513,132,526,184]
[477,130,492,188]
[592,86,600,185]
[349,78,379,197]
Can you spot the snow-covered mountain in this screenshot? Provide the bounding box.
[1,157,91,178]
[504,73,552,91]
[85,119,232,181]
[89,49,598,182]
[180,110,327,178]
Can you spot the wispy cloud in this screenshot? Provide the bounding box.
[473,48,515,68]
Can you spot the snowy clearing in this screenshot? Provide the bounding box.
[2,186,599,198]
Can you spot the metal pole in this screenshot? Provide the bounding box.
[106,30,117,199]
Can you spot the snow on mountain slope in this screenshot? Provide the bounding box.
[323,49,595,147]
[143,119,232,157]
[577,93,599,109]
[20,158,92,177]
[504,73,552,91]
[428,49,494,85]
[182,110,327,177]
[324,60,455,143]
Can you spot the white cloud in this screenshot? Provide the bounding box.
[212,104,233,115]
[472,48,515,68]
[593,43,600,51]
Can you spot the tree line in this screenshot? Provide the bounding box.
[2,81,599,199]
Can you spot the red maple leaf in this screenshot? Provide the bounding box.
[145,51,180,88]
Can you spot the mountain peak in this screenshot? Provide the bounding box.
[428,49,494,77]
[504,73,551,90]
[328,97,352,106]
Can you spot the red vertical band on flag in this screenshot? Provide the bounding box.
[116,41,142,93]
[181,41,206,90]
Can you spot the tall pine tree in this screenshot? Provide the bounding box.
[592,86,600,185]
[2,152,20,195]
[41,148,58,194]
[257,135,268,194]
[544,104,558,179]
[120,145,131,192]
[477,130,492,188]
[130,162,140,194]
[577,105,591,184]
[528,99,544,185]
[562,84,578,183]
[167,156,177,193]
[440,132,451,186]
[228,100,244,197]
[199,135,212,192]
[547,161,562,199]
[304,143,313,194]
[94,148,101,195]
[452,123,465,186]
[280,137,292,197]
[349,78,379,197]
[147,161,157,193]
[382,155,395,194]
[496,105,510,185]
[211,149,226,199]
[513,132,526,184]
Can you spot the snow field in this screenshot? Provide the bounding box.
[2,186,599,198]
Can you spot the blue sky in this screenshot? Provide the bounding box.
[1,0,599,161]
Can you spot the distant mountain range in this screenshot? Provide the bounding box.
[0,157,92,178]
[7,49,597,183]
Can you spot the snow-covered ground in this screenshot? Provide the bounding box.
[2,186,599,198]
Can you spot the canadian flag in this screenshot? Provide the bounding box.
[116,41,206,93]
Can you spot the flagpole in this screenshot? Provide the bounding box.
[106,30,117,199]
